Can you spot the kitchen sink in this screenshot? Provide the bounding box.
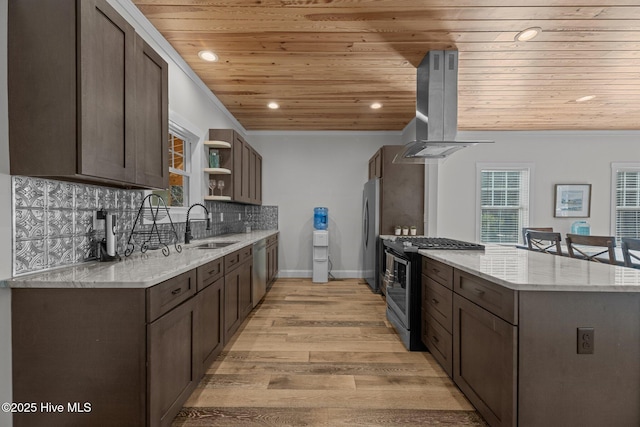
[194,241,239,249]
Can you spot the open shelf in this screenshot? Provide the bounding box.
[204,140,232,148]
[204,167,231,175]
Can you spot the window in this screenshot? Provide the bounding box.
[612,164,640,239]
[477,165,531,244]
[153,121,197,208]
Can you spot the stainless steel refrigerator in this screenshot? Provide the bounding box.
[363,178,380,292]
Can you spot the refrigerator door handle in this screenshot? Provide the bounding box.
[363,199,369,249]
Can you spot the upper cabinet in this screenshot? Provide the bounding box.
[8,0,168,189]
[207,129,262,205]
[135,35,169,189]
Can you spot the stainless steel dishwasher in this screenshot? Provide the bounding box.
[252,239,267,307]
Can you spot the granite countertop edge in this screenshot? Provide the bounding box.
[418,246,640,293]
[3,230,279,290]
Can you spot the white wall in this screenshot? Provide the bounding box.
[0,0,13,424]
[436,130,640,242]
[249,131,400,277]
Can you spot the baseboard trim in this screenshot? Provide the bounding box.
[278,270,364,279]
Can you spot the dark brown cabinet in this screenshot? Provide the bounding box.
[148,296,198,427]
[453,293,517,427]
[209,129,263,205]
[10,239,277,426]
[367,146,424,235]
[8,0,168,189]
[135,35,169,189]
[421,257,454,377]
[223,245,254,343]
[195,257,225,373]
[266,233,279,286]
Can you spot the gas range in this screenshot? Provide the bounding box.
[385,236,484,253]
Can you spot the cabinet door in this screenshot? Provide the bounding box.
[148,297,198,427]
[242,140,251,203]
[453,294,517,427]
[255,153,263,205]
[239,260,253,318]
[249,149,257,203]
[224,269,241,343]
[233,135,250,203]
[79,0,136,184]
[135,35,168,189]
[196,277,224,374]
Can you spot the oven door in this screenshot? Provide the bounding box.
[384,249,411,330]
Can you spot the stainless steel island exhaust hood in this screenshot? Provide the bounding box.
[394,50,492,163]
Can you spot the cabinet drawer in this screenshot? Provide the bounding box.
[423,274,453,333]
[266,233,279,247]
[454,269,517,325]
[147,270,196,322]
[424,312,453,377]
[422,257,453,289]
[225,245,253,272]
[196,257,224,292]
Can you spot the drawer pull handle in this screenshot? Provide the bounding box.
[208,269,218,275]
[432,268,440,274]
[431,298,439,305]
[472,288,485,295]
[171,288,182,295]
[432,336,440,344]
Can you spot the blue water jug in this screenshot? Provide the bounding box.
[571,220,590,235]
[314,207,328,230]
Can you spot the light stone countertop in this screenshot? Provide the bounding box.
[2,230,278,289]
[419,245,640,292]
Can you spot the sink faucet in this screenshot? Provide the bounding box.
[185,203,211,244]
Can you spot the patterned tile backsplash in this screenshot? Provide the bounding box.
[12,176,278,276]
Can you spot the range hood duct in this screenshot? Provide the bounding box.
[394,50,492,163]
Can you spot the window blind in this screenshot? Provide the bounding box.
[615,171,640,239]
[480,169,530,244]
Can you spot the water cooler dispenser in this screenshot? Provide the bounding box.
[312,207,329,283]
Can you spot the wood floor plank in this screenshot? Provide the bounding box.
[174,278,486,426]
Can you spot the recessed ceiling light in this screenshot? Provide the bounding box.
[197,50,218,62]
[514,27,542,42]
[576,95,596,102]
[370,102,383,109]
[267,102,279,109]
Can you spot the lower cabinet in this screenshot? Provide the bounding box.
[224,266,242,341]
[196,277,224,374]
[148,297,198,427]
[453,293,517,427]
[11,239,272,427]
[266,233,279,286]
[224,245,253,344]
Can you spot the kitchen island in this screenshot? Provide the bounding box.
[2,230,278,427]
[419,245,640,427]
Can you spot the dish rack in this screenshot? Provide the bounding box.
[125,194,182,257]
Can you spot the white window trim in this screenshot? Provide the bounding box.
[610,162,640,238]
[475,162,535,244]
[146,117,200,224]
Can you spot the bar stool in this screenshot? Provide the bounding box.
[565,234,616,264]
[526,231,562,255]
[621,237,640,269]
[522,227,553,246]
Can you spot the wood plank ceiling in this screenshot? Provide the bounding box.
[133,0,640,131]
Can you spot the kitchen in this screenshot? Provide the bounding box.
[1,1,640,426]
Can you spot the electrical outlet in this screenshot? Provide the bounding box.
[220,212,224,222]
[238,213,242,220]
[577,327,595,354]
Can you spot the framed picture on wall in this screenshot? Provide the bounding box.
[554,184,591,217]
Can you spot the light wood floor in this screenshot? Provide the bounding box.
[172,278,486,426]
